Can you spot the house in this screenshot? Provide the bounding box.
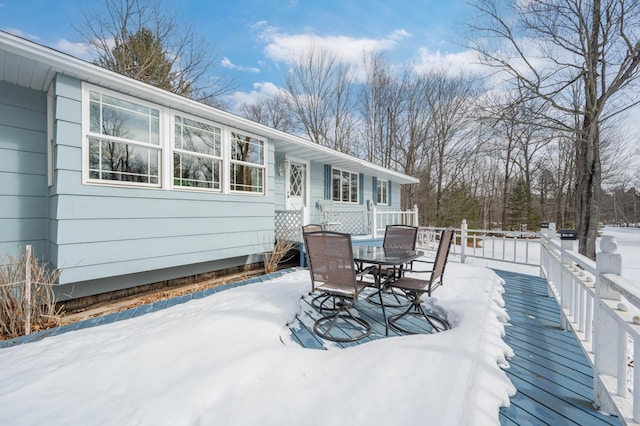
[0,30,419,301]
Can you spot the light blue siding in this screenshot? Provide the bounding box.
[0,81,48,258]
[49,75,276,296]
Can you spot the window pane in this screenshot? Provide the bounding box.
[173,153,220,189]
[175,116,221,157]
[231,163,264,193]
[89,91,160,145]
[341,171,350,202]
[332,169,341,201]
[350,173,358,203]
[231,132,264,164]
[88,138,159,184]
[377,180,387,204]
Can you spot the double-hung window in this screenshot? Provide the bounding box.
[173,115,222,190]
[87,91,160,185]
[332,168,358,203]
[230,131,265,194]
[84,85,268,195]
[377,179,388,205]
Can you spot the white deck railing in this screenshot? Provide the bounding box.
[416,220,637,424]
[416,220,539,266]
[539,225,639,425]
[371,205,419,238]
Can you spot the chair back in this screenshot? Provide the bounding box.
[383,225,418,250]
[302,224,323,233]
[303,231,358,295]
[430,229,454,288]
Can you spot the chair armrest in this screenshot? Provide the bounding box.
[406,259,435,274]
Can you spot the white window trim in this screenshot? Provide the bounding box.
[81,83,163,188]
[377,179,388,206]
[170,111,224,193]
[81,83,269,196]
[228,128,267,196]
[332,167,359,204]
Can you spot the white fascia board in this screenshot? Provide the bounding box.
[0,30,419,185]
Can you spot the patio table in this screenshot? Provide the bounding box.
[352,245,424,335]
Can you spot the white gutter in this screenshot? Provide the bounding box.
[0,30,419,185]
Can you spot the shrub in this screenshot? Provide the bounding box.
[263,239,297,274]
[0,248,62,339]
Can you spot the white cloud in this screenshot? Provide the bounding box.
[258,24,411,67]
[227,81,287,110]
[53,38,95,61]
[3,27,40,41]
[412,47,486,76]
[221,57,260,73]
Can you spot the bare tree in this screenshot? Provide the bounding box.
[75,0,235,107]
[469,0,640,258]
[238,93,298,134]
[358,52,407,168]
[423,71,480,222]
[285,45,356,152]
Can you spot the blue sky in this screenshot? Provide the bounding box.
[0,0,475,108]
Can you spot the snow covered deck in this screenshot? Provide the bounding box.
[0,264,623,425]
[290,268,621,425]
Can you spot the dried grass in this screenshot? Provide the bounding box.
[0,250,62,339]
[263,239,297,274]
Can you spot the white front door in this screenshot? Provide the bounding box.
[286,159,310,224]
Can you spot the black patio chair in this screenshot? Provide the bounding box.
[380,224,418,278]
[302,224,337,310]
[366,224,418,307]
[302,224,323,233]
[303,231,373,342]
[387,228,454,334]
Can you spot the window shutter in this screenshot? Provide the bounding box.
[359,173,364,204]
[372,177,378,205]
[324,164,332,200]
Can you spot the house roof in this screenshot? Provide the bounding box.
[0,30,419,185]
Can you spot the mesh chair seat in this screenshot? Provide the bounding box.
[388,229,454,334]
[367,225,418,308]
[303,231,372,342]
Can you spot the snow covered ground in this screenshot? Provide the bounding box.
[1,227,636,425]
[0,261,514,425]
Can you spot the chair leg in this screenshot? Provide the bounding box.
[388,296,450,334]
[367,289,407,308]
[310,293,341,312]
[313,299,372,343]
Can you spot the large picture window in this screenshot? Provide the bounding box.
[332,168,359,203]
[173,115,222,190]
[230,131,265,194]
[87,91,160,185]
[83,85,268,196]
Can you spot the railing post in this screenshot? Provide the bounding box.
[558,229,577,330]
[460,219,467,263]
[539,222,548,280]
[372,205,378,239]
[412,204,419,227]
[548,222,556,240]
[592,235,622,414]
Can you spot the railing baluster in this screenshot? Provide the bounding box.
[618,328,628,397]
[634,337,640,421]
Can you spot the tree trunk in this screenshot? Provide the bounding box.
[575,117,602,259]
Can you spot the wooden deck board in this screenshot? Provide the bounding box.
[289,268,622,426]
[493,269,621,426]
